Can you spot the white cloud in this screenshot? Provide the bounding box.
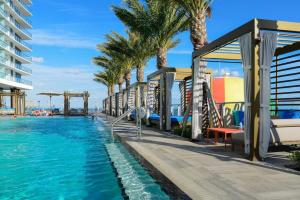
[214,68,241,77]
[31,29,99,49]
[26,64,106,109]
[32,57,45,63]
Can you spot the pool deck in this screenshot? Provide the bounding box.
[100,114,300,200]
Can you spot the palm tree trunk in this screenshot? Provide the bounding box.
[118,76,124,93]
[157,47,167,69]
[109,85,114,96]
[108,85,112,96]
[190,11,208,51]
[125,71,131,90]
[136,67,144,83]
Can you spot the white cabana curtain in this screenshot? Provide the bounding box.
[159,74,164,130]
[123,90,128,111]
[146,82,153,125]
[192,57,206,140]
[239,33,252,155]
[166,73,175,131]
[259,32,278,158]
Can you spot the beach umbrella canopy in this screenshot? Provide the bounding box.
[38,92,62,110]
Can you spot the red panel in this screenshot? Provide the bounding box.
[212,78,225,103]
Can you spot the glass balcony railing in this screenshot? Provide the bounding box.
[15,49,31,61]
[0,23,31,49]
[15,63,32,74]
[6,0,32,26]
[0,71,32,86]
[0,23,9,34]
[0,56,32,74]
[17,0,32,14]
[0,40,9,49]
[0,6,32,38]
[0,40,31,62]
[14,36,31,49]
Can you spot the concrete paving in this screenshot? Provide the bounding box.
[100,114,300,200]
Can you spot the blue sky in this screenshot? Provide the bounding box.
[27,0,300,109]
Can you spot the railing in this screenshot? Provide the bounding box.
[0,71,32,85]
[0,23,10,34]
[16,0,32,13]
[15,49,31,61]
[1,59,31,75]
[0,39,31,62]
[0,6,32,38]
[0,39,9,49]
[15,63,32,74]
[0,23,31,50]
[111,107,142,140]
[5,0,32,26]
[14,35,31,49]
[14,21,31,38]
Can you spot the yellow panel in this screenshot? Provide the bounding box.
[224,77,244,102]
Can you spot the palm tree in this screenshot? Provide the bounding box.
[94,41,126,94]
[103,32,135,90]
[104,31,154,83]
[94,71,116,96]
[172,0,212,50]
[129,31,154,82]
[113,0,188,69]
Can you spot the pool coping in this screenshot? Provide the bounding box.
[115,133,191,200]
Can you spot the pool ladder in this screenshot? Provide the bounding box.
[111,107,142,140]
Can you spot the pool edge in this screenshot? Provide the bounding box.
[115,133,191,200]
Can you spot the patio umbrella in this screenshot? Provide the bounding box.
[38,92,62,110]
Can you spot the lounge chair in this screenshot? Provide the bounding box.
[231,119,300,150]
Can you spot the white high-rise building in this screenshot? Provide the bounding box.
[0,0,32,91]
[0,0,32,114]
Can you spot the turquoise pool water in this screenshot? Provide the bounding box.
[0,117,169,200]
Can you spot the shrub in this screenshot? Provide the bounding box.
[173,126,182,136]
[289,151,300,167]
[183,126,192,138]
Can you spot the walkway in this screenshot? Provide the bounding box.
[100,114,300,200]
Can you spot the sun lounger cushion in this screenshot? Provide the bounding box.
[277,110,300,119]
[270,119,300,144]
[149,114,192,123]
[232,119,300,145]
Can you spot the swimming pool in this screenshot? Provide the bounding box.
[0,117,169,200]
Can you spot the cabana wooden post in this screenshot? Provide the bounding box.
[127,82,147,110]
[0,90,26,115]
[192,18,300,161]
[38,92,62,112]
[63,91,89,116]
[147,68,192,131]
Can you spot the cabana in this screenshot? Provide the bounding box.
[146,68,195,131]
[0,90,26,115]
[114,92,123,117]
[111,94,116,116]
[126,82,147,120]
[192,18,300,161]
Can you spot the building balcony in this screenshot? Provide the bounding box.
[14,0,32,16]
[4,0,32,28]
[0,23,32,51]
[0,71,33,90]
[0,56,32,75]
[0,39,31,63]
[0,6,32,39]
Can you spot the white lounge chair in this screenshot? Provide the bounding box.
[232,119,300,150]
